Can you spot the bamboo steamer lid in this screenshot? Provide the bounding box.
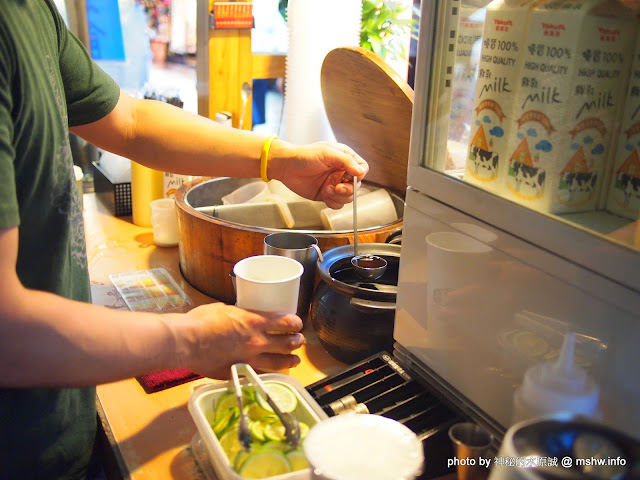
[321,46,414,196]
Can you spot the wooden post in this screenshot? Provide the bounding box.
[208,0,252,129]
[203,0,286,130]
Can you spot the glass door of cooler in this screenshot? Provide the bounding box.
[406,0,640,293]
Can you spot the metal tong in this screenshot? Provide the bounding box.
[230,363,301,451]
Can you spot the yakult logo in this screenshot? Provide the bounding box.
[598,27,621,43]
[541,22,565,38]
[494,18,513,32]
[542,23,565,30]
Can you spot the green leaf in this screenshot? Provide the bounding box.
[360,0,415,63]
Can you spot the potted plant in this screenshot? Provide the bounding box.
[360,0,418,65]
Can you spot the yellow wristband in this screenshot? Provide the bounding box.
[260,135,278,182]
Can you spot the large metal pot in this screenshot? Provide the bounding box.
[309,242,401,364]
[174,177,404,305]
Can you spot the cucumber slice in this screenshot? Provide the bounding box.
[249,419,266,443]
[256,383,298,414]
[261,440,290,452]
[219,425,245,465]
[215,390,253,422]
[263,421,286,442]
[285,449,310,471]
[245,400,272,420]
[234,445,284,473]
[233,448,252,472]
[298,421,310,440]
[239,450,291,478]
[212,407,238,438]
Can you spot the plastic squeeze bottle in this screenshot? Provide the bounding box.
[511,332,600,425]
[131,161,164,227]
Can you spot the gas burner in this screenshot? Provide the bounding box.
[306,351,466,480]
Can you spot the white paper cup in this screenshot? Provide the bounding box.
[304,413,424,480]
[426,231,492,291]
[221,181,269,205]
[233,255,303,313]
[320,188,397,230]
[425,231,492,331]
[150,198,179,247]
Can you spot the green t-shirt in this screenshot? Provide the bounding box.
[0,1,120,478]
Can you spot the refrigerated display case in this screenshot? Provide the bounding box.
[394,0,640,440]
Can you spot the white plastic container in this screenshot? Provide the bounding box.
[319,188,397,231]
[221,181,295,228]
[150,198,179,247]
[267,180,307,203]
[188,374,328,480]
[222,181,270,205]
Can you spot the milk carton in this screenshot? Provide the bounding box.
[430,0,465,171]
[501,0,636,214]
[464,0,540,192]
[606,30,640,220]
[449,0,489,159]
[163,173,193,198]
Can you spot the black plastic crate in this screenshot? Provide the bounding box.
[92,161,131,216]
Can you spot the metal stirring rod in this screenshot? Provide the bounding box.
[353,175,358,257]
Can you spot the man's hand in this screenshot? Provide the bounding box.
[172,303,305,380]
[271,141,369,209]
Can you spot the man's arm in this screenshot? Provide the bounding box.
[70,91,368,209]
[70,92,270,178]
[0,226,176,387]
[0,226,304,388]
